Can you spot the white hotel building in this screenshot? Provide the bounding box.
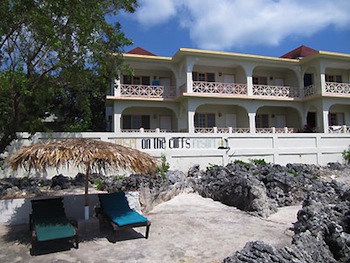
[99,45,350,168]
[107,45,350,135]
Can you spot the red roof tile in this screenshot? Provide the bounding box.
[280,45,317,59]
[126,47,157,56]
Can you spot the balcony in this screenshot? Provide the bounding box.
[117,82,350,99]
[120,84,176,98]
[192,81,248,95]
[325,82,350,95]
[252,85,299,98]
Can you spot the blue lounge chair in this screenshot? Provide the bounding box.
[30,197,78,251]
[97,192,151,239]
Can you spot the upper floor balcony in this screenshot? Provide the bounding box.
[120,84,176,99]
[112,81,350,100]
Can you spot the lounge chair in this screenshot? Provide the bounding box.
[30,197,78,251]
[97,192,151,239]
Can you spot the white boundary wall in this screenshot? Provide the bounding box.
[2,132,350,178]
[1,132,350,225]
[0,192,142,225]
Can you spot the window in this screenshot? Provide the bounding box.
[253,76,268,85]
[326,74,342,83]
[256,114,269,128]
[194,113,216,128]
[122,115,150,129]
[123,75,150,85]
[329,113,345,126]
[192,72,215,82]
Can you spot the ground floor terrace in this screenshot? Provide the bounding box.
[106,97,350,135]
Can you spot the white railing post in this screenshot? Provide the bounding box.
[114,78,121,96]
[343,125,347,133]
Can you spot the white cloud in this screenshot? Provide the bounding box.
[132,0,350,50]
[133,0,177,27]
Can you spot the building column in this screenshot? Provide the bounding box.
[187,100,197,134]
[241,63,254,96]
[187,111,195,134]
[247,75,253,96]
[248,112,256,133]
[320,64,327,95]
[113,101,122,133]
[322,110,329,133]
[185,57,198,93]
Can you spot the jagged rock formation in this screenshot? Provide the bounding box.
[1,162,350,262]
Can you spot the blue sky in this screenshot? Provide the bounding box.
[116,0,350,58]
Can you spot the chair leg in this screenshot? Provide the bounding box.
[74,235,79,249]
[145,225,150,239]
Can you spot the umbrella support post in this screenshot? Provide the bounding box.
[84,206,89,220]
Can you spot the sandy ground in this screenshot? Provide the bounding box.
[0,193,300,263]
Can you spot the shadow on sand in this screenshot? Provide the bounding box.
[1,219,148,256]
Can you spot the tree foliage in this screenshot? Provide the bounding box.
[0,0,137,154]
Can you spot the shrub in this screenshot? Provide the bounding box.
[206,163,220,172]
[157,153,170,180]
[232,159,251,169]
[94,179,103,190]
[342,146,350,164]
[250,158,269,166]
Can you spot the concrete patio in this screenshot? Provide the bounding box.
[0,193,300,263]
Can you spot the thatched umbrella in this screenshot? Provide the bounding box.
[7,138,158,220]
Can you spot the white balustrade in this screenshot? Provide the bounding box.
[253,85,299,98]
[325,82,350,94]
[192,81,248,95]
[120,84,175,98]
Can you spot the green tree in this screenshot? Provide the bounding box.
[0,0,137,154]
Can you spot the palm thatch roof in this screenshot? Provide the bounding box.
[8,138,157,175]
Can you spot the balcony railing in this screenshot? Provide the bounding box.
[194,127,296,133]
[328,125,350,133]
[325,82,350,95]
[303,85,315,97]
[121,128,167,133]
[192,81,248,95]
[117,82,350,99]
[256,127,296,133]
[120,84,176,98]
[253,85,299,98]
[119,126,350,134]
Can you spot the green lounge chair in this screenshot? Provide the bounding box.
[30,197,78,251]
[97,192,151,239]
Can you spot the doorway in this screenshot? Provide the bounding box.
[307,112,316,128]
